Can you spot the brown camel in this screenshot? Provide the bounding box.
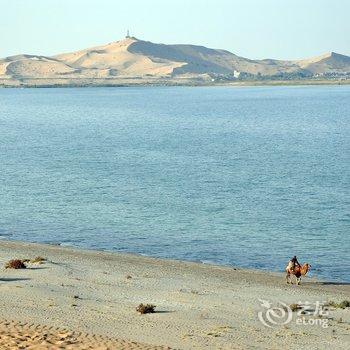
[286,263,311,285]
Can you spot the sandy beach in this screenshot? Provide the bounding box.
[0,240,349,349]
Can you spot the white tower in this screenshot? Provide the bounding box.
[126,30,130,38]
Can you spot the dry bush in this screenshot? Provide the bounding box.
[5,259,27,269]
[327,300,337,307]
[289,303,302,312]
[339,300,350,309]
[328,300,350,309]
[31,256,46,263]
[136,303,156,314]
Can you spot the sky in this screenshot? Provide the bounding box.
[1,0,349,59]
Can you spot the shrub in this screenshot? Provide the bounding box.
[327,300,350,309]
[5,259,27,269]
[327,301,337,308]
[31,256,46,263]
[136,303,156,314]
[289,303,301,312]
[338,300,350,309]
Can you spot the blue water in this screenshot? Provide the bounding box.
[0,86,349,282]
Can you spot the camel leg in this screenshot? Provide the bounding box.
[296,277,301,285]
[286,273,290,284]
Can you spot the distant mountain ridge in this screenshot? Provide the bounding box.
[1,37,349,86]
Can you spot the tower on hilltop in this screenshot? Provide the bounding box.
[126,30,130,38]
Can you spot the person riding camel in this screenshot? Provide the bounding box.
[288,255,301,272]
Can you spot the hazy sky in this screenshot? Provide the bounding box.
[1,0,349,59]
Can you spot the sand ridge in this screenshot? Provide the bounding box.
[0,320,171,349]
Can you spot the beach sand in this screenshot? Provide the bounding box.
[0,240,349,349]
[0,320,169,349]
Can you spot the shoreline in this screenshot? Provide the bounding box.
[1,239,349,291]
[1,79,349,88]
[2,237,349,284]
[0,240,349,349]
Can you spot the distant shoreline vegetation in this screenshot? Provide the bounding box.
[1,78,349,88]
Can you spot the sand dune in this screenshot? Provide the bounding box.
[55,38,184,77]
[5,58,76,77]
[1,37,349,86]
[297,52,350,73]
[0,320,169,350]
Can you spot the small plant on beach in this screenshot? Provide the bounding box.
[339,300,350,309]
[289,304,301,312]
[136,303,156,314]
[31,256,46,264]
[327,301,337,308]
[327,300,350,309]
[5,259,27,269]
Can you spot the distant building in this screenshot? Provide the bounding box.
[233,70,240,78]
[126,30,130,38]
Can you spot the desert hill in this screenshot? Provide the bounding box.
[296,52,350,74]
[1,37,349,86]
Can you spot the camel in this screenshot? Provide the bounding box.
[286,262,311,285]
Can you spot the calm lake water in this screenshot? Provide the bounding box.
[0,86,349,281]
